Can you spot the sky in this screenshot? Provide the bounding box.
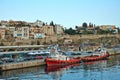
[0,0,120,28]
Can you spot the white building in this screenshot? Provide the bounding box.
[55,24,64,35]
[34,33,45,39]
[14,26,29,39]
[7,26,15,35]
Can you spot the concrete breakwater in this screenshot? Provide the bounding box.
[0,59,45,70]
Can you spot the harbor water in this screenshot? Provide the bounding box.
[0,55,120,80]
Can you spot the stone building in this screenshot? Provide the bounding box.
[0,28,5,39]
[43,25,55,36]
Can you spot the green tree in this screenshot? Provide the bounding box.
[82,30,94,34]
[89,22,93,27]
[97,29,114,34]
[42,22,45,26]
[118,28,120,34]
[50,21,55,26]
[64,28,76,35]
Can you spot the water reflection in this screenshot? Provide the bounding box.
[46,63,80,80]
[0,66,45,79]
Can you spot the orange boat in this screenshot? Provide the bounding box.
[82,48,109,62]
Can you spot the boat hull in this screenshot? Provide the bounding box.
[82,53,109,62]
[46,58,81,66]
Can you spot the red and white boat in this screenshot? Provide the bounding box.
[82,48,109,62]
[46,45,81,66]
[46,57,81,66]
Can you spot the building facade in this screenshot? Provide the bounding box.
[43,25,55,36]
[55,24,64,35]
[14,26,29,39]
[0,28,5,39]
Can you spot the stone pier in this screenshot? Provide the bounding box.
[0,60,46,70]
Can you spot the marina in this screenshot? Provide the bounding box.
[0,55,120,80]
[0,0,120,79]
[0,44,120,71]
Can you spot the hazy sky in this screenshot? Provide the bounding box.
[0,0,120,28]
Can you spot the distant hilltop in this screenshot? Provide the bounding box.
[0,20,119,42]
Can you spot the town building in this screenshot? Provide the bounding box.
[34,33,45,39]
[14,26,29,39]
[0,28,6,39]
[29,26,45,39]
[0,20,8,26]
[100,25,118,33]
[100,25,115,30]
[7,26,15,35]
[55,24,64,35]
[43,25,55,36]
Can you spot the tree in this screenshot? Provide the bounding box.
[64,28,76,35]
[75,26,78,29]
[89,22,93,27]
[42,22,45,26]
[82,30,94,34]
[97,29,113,34]
[50,21,55,26]
[118,28,120,34]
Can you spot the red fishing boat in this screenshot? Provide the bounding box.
[45,44,81,66]
[46,57,81,66]
[82,48,109,62]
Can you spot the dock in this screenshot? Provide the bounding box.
[0,59,46,70]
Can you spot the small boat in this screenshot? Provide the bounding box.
[46,45,81,66]
[82,48,109,62]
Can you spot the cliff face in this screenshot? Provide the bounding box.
[0,34,120,46]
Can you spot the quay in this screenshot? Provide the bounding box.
[0,59,45,70]
[0,45,49,71]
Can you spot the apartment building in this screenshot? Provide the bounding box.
[43,25,55,36]
[100,25,118,33]
[7,26,15,35]
[100,25,116,30]
[14,26,29,39]
[0,28,5,39]
[29,26,44,39]
[0,20,8,26]
[55,24,64,35]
